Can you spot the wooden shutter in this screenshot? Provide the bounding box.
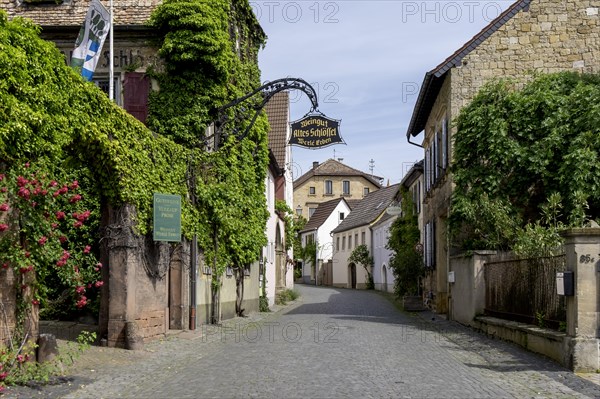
[442,118,448,170]
[123,72,150,125]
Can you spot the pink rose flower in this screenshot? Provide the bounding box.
[69,194,82,203]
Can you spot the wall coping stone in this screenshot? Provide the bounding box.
[560,228,600,238]
[475,316,566,342]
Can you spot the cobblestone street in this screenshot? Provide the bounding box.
[5,284,600,398]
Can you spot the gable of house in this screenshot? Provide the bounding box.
[332,183,400,235]
[293,159,383,219]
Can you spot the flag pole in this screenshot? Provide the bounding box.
[108,0,114,101]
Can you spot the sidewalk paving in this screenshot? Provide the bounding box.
[1,302,294,399]
[2,288,600,398]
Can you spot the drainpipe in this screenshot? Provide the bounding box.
[315,228,319,286]
[407,134,424,149]
[190,234,197,330]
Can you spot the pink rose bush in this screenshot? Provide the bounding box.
[0,162,103,390]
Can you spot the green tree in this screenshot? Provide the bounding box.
[450,72,600,251]
[387,188,423,297]
[348,244,374,289]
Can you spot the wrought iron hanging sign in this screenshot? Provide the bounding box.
[289,113,345,149]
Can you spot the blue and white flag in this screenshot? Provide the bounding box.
[71,0,110,81]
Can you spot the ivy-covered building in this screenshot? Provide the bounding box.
[0,0,164,121]
[406,0,600,314]
[0,0,272,346]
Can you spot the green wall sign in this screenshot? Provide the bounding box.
[153,193,181,242]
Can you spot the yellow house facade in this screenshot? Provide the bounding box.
[293,159,382,220]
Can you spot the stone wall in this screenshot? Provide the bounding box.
[451,0,600,116]
[196,261,260,325]
[104,205,189,348]
[422,76,452,314]
[0,266,16,346]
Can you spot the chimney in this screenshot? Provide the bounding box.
[312,161,319,169]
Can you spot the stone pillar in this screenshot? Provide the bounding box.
[169,241,190,330]
[562,228,600,372]
[106,205,139,348]
[0,266,16,346]
[448,251,496,326]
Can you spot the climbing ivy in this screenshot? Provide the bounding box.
[387,188,423,297]
[1,0,270,325]
[148,0,270,319]
[450,72,600,251]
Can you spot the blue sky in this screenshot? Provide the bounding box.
[257,0,513,184]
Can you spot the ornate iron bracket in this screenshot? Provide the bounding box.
[210,77,319,149]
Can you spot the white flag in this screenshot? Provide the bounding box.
[71,0,110,81]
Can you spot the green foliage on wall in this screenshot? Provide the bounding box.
[349,244,374,289]
[147,0,269,275]
[0,12,191,237]
[1,0,270,282]
[387,188,423,297]
[450,72,600,251]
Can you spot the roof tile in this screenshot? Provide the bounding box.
[332,183,400,234]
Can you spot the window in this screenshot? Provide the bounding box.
[424,221,436,268]
[339,212,345,221]
[425,117,449,194]
[363,187,370,196]
[336,237,340,251]
[309,186,316,195]
[354,234,358,248]
[309,208,317,218]
[348,235,352,249]
[342,181,350,195]
[342,236,346,250]
[324,180,333,195]
[361,231,365,245]
[93,76,122,106]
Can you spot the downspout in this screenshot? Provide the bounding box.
[314,228,318,286]
[189,235,197,330]
[407,134,424,149]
